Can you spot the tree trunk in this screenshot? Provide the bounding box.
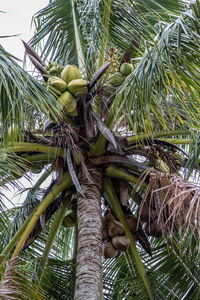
[74,163,102,300]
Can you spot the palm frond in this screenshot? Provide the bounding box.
[0,258,45,299]
[0,47,60,140]
[40,258,75,299]
[108,5,200,135]
[30,0,78,66]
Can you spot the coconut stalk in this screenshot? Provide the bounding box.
[127,130,191,145]
[11,171,72,258]
[38,201,68,280]
[3,143,65,158]
[74,163,102,300]
[0,168,52,264]
[103,177,153,300]
[105,164,148,188]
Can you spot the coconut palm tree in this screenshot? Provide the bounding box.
[1,0,200,299]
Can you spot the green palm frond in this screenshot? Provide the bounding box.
[30,0,79,66]
[103,234,200,300]
[40,258,75,299]
[0,48,60,141]
[108,5,200,134]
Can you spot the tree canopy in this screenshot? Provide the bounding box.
[1,0,200,299]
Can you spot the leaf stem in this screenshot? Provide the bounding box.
[3,143,65,158]
[104,165,148,188]
[127,130,191,145]
[38,201,68,280]
[11,172,72,258]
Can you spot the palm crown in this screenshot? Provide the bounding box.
[1,0,200,299]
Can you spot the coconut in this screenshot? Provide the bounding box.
[30,165,43,174]
[67,107,78,117]
[112,235,130,252]
[126,215,137,232]
[61,65,81,84]
[63,214,76,228]
[102,227,109,241]
[103,241,118,259]
[68,79,88,95]
[108,220,124,237]
[104,210,115,224]
[145,222,162,238]
[120,63,133,76]
[57,91,77,113]
[108,72,125,87]
[102,217,109,241]
[48,76,67,93]
[138,205,157,223]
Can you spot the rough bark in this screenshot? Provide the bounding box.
[74,163,102,300]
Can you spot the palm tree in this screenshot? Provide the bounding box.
[1,0,200,299]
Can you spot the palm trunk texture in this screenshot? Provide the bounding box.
[74,163,103,300]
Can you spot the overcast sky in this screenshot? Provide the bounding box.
[0,0,48,60]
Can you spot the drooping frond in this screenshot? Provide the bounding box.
[40,258,75,299]
[141,171,200,242]
[0,258,45,299]
[0,47,60,142]
[108,4,200,135]
[30,0,79,66]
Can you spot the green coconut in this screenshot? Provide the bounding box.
[119,63,133,76]
[63,213,76,228]
[48,76,67,93]
[57,91,77,113]
[67,107,78,117]
[30,165,44,174]
[108,72,125,87]
[67,79,88,95]
[61,64,81,84]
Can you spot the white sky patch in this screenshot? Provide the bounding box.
[0,0,48,61]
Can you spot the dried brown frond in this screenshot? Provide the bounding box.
[0,257,45,299]
[139,171,200,241]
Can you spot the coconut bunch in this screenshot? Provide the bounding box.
[47,64,88,117]
[102,208,152,259]
[102,209,130,259]
[103,62,133,97]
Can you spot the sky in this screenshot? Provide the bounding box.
[0,0,49,207]
[0,0,48,61]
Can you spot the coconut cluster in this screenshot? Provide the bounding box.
[102,209,130,259]
[47,64,88,117]
[102,207,153,259]
[104,62,133,97]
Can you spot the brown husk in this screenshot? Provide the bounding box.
[111,235,130,252]
[126,215,137,232]
[108,220,124,237]
[103,241,118,258]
